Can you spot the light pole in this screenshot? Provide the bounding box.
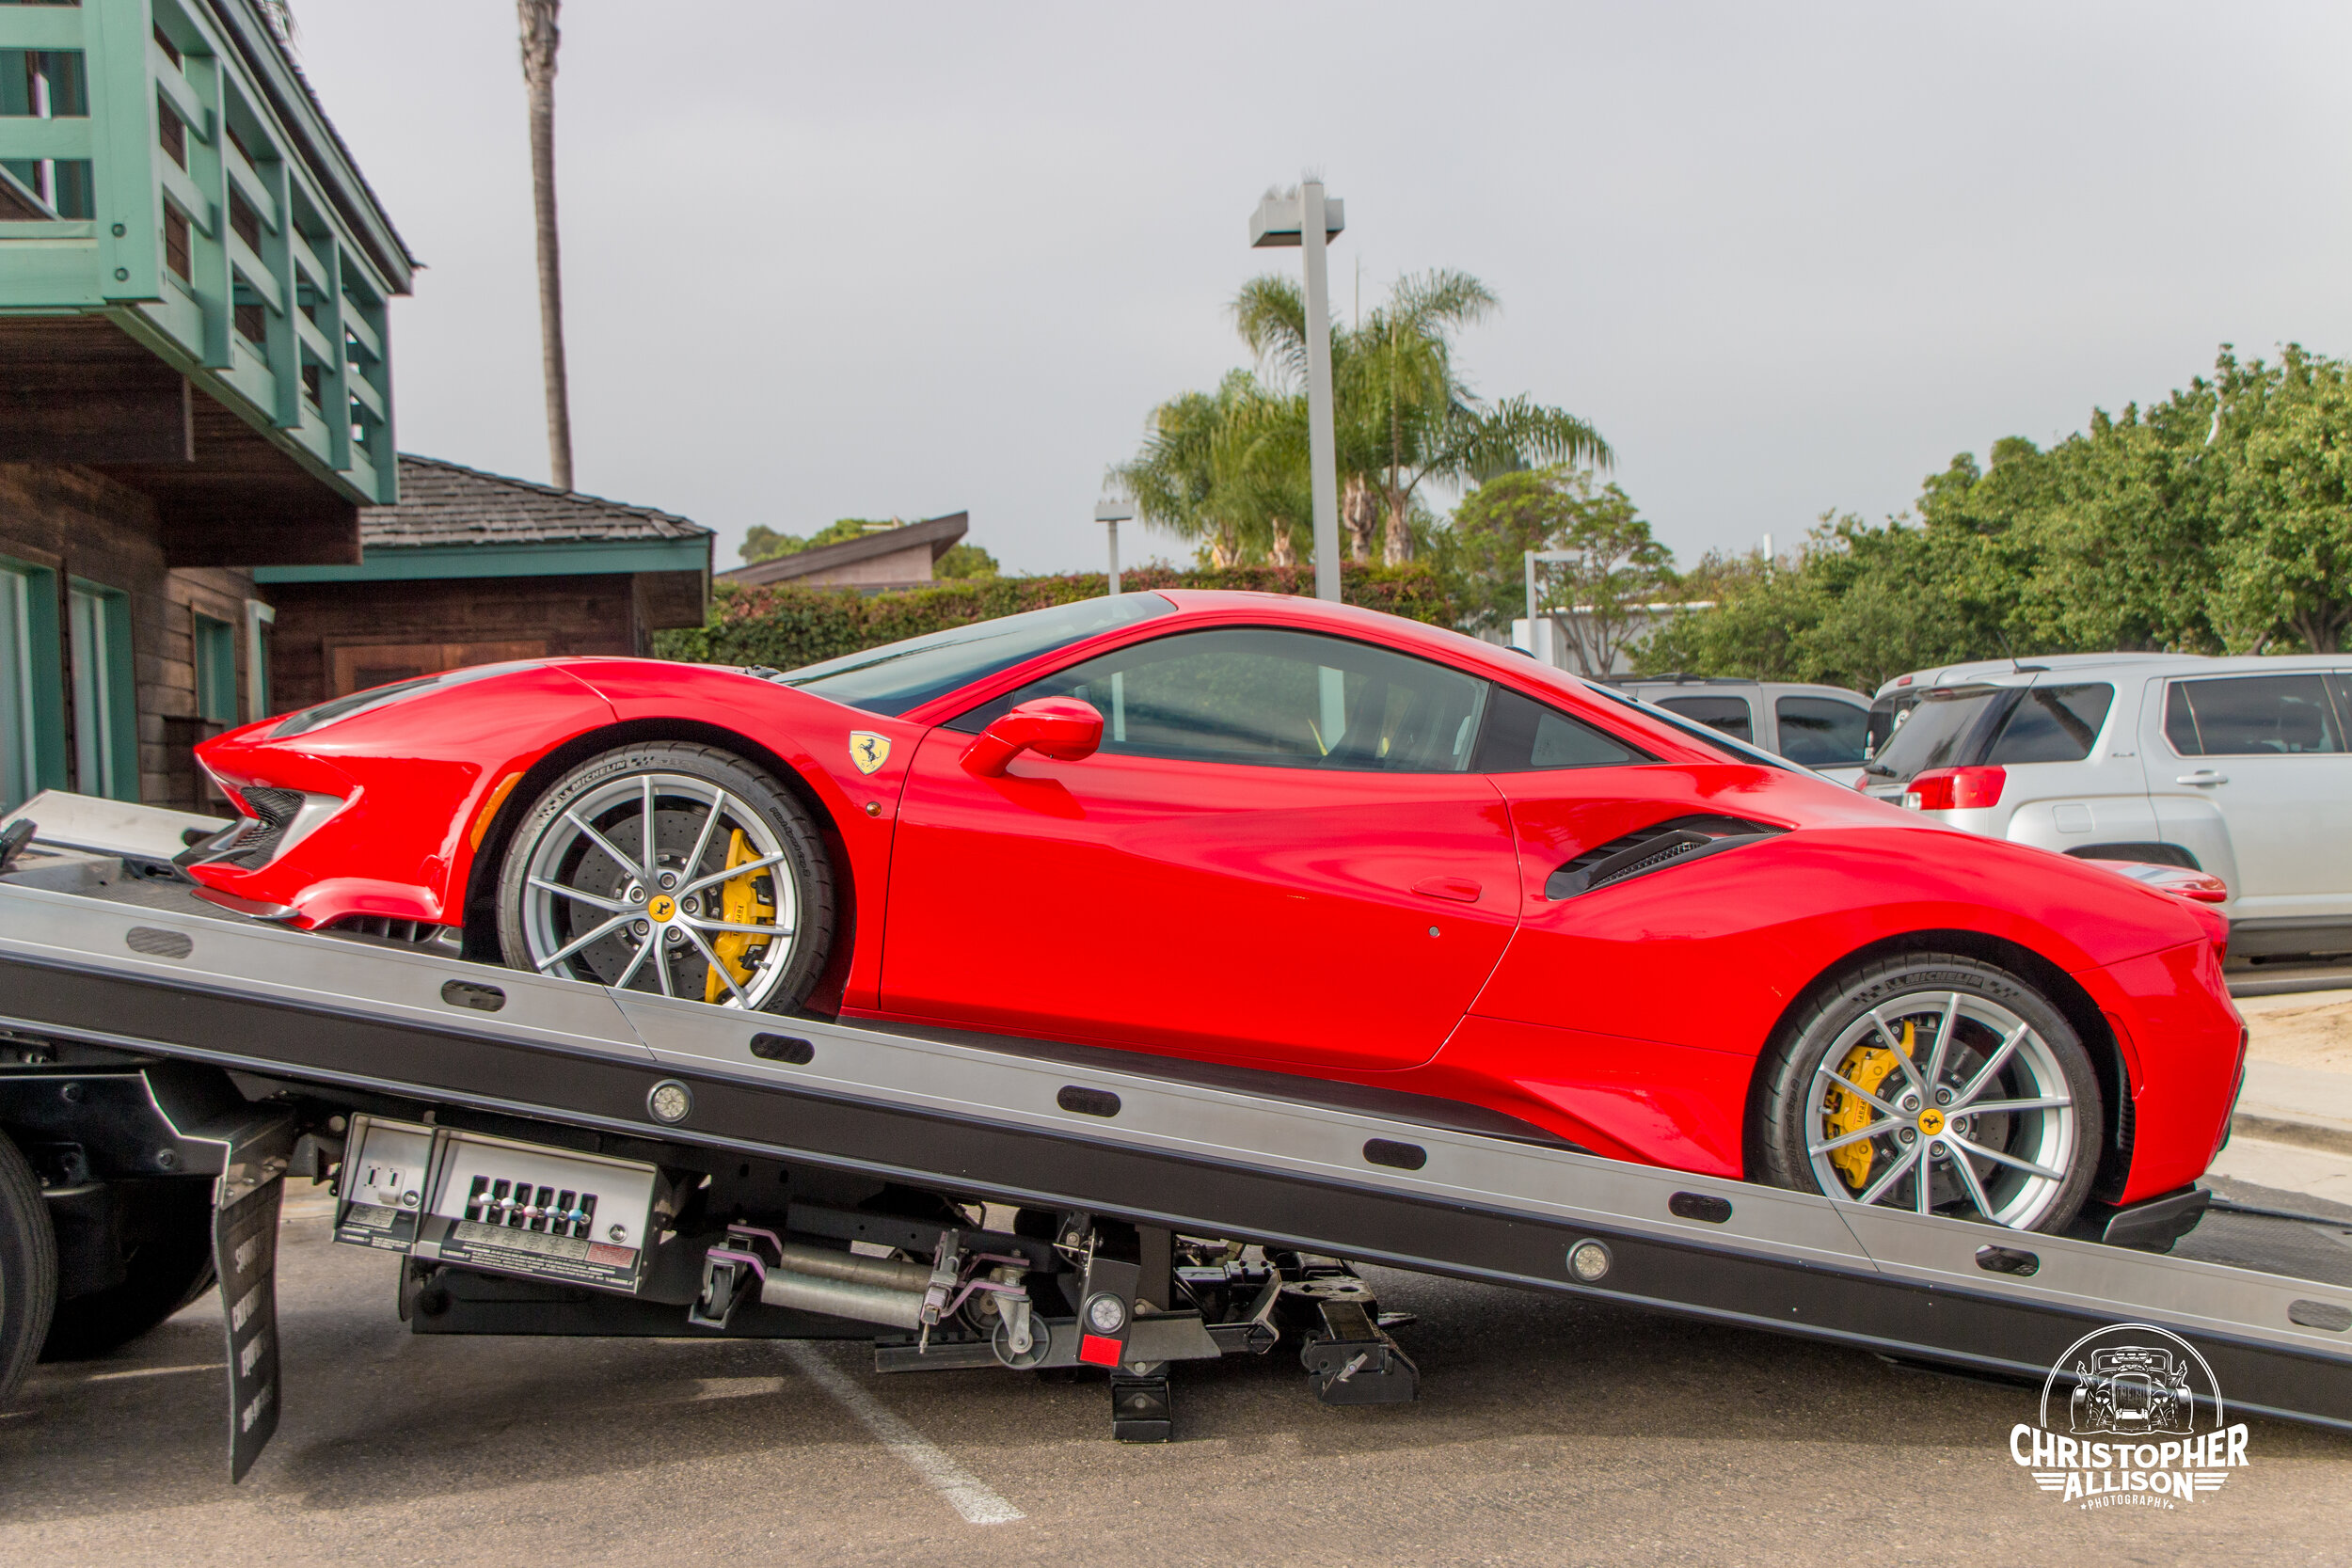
[1250,181,1345,602]
[1522,548,1580,666]
[1094,499,1134,595]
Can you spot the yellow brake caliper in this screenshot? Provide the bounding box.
[703,829,777,1004]
[1826,1021,1913,1190]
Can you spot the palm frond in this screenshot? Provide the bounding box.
[1231,276,1311,390]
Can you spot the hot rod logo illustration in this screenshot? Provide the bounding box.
[2010,1323,2249,1509]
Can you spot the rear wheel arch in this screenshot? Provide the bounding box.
[461,718,855,989]
[1740,927,2129,1201]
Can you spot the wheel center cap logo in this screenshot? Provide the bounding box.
[646,895,676,922]
[1917,1107,1947,1135]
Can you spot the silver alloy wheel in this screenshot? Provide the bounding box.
[516,770,799,1009]
[1804,990,2080,1230]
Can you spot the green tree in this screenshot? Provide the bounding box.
[2213,345,2352,652]
[1109,371,1310,566]
[1450,467,1671,673]
[739,517,897,564]
[1231,270,1610,564]
[934,542,1000,579]
[1637,513,1998,692]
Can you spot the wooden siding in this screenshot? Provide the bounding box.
[264,574,652,712]
[0,461,260,811]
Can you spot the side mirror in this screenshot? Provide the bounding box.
[960,697,1104,777]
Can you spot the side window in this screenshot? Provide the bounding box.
[951,627,1490,772]
[1985,683,2114,765]
[2166,675,2344,757]
[1775,696,1869,767]
[194,612,237,724]
[1656,694,1753,743]
[1472,685,1652,772]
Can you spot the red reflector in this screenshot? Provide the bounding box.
[1900,765,2006,811]
[1079,1333,1124,1367]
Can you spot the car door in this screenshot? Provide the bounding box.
[879,626,1523,1071]
[2149,669,2352,922]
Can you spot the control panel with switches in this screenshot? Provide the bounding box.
[333,1117,665,1293]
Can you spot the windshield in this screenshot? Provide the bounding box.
[1865,685,2005,781]
[776,594,1176,716]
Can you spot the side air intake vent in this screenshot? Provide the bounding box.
[224,786,306,868]
[1546,814,1786,900]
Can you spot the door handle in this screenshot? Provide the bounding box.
[2175,770,2229,786]
[1411,876,1482,903]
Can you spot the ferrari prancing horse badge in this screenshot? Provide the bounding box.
[849,732,891,775]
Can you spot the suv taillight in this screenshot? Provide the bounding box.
[1901,766,2006,811]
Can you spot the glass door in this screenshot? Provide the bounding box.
[67,582,133,800]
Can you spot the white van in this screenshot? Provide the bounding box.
[1601,676,1874,785]
[1861,654,2352,959]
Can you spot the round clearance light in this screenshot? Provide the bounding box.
[1567,1240,1613,1283]
[646,1079,694,1125]
[1084,1292,1129,1336]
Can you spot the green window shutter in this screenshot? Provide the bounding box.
[0,556,67,812]
[195,611,235,723]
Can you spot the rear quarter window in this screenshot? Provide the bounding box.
[1474,685,1653,771]
[1986,683,2114,765]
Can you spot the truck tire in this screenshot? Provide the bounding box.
[40,1179,217,1362]
[0,1131,59,1404]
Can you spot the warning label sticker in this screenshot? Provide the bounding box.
[436,1219,643,1292]
[335,1201,419,1254]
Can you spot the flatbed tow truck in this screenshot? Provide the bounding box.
[0,806,2347,1480]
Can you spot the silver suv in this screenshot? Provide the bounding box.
[1603,676,1874,784]
[1862,654,2352,959]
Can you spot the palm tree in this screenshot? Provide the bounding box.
[1111,372,1309,567]
[1233,270,1610,564]
[517,1,573,490]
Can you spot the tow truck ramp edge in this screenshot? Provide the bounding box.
[0,871,2346,1481]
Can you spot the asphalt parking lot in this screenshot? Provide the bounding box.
[4,1186,2348,1568]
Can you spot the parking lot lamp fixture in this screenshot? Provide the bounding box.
[1094,499,1135,595]
[1250,181,1345,602]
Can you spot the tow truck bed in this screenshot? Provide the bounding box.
[2,856,2349,1477]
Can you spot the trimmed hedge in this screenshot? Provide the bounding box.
[654,563,1458,671]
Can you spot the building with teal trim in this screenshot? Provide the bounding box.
[1,0,413,812]
[255,455,711,712]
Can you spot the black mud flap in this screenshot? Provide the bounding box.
[215,1173,283,1481]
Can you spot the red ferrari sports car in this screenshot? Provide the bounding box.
[183,591,2244,1235]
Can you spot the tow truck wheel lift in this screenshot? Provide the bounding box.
[1,842,2349,1480]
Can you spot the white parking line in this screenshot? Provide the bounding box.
[83,1363,226,1383]
[780,1342,1025,1525]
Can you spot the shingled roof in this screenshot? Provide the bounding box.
[364,455,710,549]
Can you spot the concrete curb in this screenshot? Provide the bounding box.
[2229,967,2352,999]
[2230,1115,2352,1160]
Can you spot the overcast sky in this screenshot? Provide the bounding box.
[293,2,2352,577]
